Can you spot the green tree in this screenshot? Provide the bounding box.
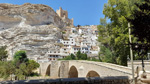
[99,46,116,63]
[14,50,28,68]
[26,60,40,77]
[98,0,142,66]
[0,61,15,79]
[127,0,150,71]
[80,53,88,60]
[14,50,28,62]
[70,54,76,60]
[97,18,110,47]
[128,0,150,45]
[15,69,25,80]
[76,51,82,60]
[103,0,131,66]
[97,18,116,63]
[0,46,8,61]
[0,50,40,80]
[15,60,40,80]
[15,63,27,80]
[60,51,88,60]
[61,56,72,60]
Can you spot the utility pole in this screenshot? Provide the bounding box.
[128,23,135,84]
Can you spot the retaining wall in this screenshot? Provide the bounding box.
[1,76,130,84]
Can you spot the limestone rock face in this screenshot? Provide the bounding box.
[0,3,65,29]
[1,24,62,60]
[0,3,65,60]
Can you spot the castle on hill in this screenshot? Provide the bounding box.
[56,7,74,27]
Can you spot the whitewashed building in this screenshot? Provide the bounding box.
[43,25,100,61]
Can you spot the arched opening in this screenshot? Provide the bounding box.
[68,66,78,78]
[45,64,51,76]
[86,70,100,77]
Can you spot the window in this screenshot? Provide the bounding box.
[72,42,73,44]
[64,49,66,50]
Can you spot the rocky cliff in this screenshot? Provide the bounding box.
[0,3,65,60]
[0,3,65,29]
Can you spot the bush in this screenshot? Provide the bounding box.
[0,50,40,80]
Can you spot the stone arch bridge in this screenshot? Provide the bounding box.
[39,60,132,78]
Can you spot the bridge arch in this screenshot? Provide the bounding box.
[68,65,78,78]
[45,64,51,76]
[86,70,100,77]
[39,61,132,78]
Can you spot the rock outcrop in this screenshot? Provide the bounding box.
[0,3,65,60]
[0,3,65,30]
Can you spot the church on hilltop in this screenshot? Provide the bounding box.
[56,7,74,27]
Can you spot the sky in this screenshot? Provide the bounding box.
[0,0,108,26]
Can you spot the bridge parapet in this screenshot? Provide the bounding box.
[75,60,132,75]
[128,60,150,71]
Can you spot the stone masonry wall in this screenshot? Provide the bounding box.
[50,61,59,78]
[59,61,69,78]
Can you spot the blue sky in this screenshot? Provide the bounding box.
[0,0,108,26]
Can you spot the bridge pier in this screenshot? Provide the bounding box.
[50,61,60,78]
[59,61,69,78]
[78,66,85,77]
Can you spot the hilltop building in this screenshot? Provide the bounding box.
[56,7,74,27]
